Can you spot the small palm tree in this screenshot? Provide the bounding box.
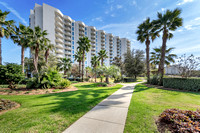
[98,49,108,66]
[153,8,183,80]
[57,58,72,76]
[150,47,177,67]
[11,24,29,73]
[74,50,82,78]
[44,38,54,64]
[91,55,99,82]
[28,26,48,73]
[0,10,15,64]
[85,66,91,78]
[136,18,159,83]
[77,37,91,81]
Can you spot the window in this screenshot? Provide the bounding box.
[85,27,87,31]
[72,27,74,31]
[72,23,74,26]
[72,37,74,40]
[72,32,74,35]
[72,46,74,49]
[85,32,87,35]
[72,41,74,44]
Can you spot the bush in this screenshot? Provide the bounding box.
[71,81,79,84]
[0,99,18,111]
[84,77,89,82]
[123,77,136,82]
[156,109,200,133]
[27,67,64,89]
[0,63,24,89]
[58,79,71,89]
[97,82,107,87]
[163,78,200,92]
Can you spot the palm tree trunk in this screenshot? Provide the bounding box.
[21,46,25,73]
[158,29,168,84]
[34,44,39,73]
[95,66,97,82]
[145,39,150,83]
[106,76,109,84]
[45,49,49,64]
[82,51,85,81]
[79,61,81,78]
[0,38,2,65]
[101,58,103,66]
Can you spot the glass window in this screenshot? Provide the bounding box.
[72,27,74,31]
[72,37,74,40]
[72,23,74,26]
[72,32,74,35]
[85,27,87,30]
[85,32,87,35]
[72,46,74,49]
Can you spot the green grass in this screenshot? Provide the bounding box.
[0,83,122,133]
[0,84,26,88]
[124,84,200,133]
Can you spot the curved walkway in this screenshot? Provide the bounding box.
[63,82,142,133]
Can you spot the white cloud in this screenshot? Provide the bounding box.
[177,0,194,5]
[92,17,103,22]
[185,25,193,30]
[194,17,200,21]
[111,14,115,17]
[116,5,123,9]
[107,0,114,4]
[0,1,28,25]
[154,2,158,6]
[175,44,200,54]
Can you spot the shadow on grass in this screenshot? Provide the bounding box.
[34,83,122,116]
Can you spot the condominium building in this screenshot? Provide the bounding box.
[29,3,131,67]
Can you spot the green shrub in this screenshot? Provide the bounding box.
[163,78,200,92]
[84,77,89,82]
[58,79,71,89]
[123,77,136,82]
[97,82,107,87]
[0,63,25,89]
[71,81,79,84]
[27,67,63,89]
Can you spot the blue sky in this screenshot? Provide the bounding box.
[0,0,200,64]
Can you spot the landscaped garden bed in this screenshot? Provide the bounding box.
[0,85,77,95]
[0,99,20,114]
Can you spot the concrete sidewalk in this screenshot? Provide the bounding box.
[63,83,139,133]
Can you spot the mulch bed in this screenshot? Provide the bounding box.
[0,99,20,115]
[0,85,78,95]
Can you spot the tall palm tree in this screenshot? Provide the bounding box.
[91,55,99,82]
[85,66,91,77]
[57,57,72,76]
[28,26,48,73]
[77,37,91,81]
[136,18,159,83]
[153,8,183,81]
[11,24,29,73]
[44,38,54,64]
[74,50,82,78]
[150,47,177,67]
[0,10,15,65]
[98,49,108,66]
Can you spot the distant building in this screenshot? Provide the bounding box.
[165,65,180,75]
[29,3,131,67]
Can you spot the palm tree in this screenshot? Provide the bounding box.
[91,55,99,82]
[77,37,91,81]
[28,26,48,73]
[11,24,29,73]
[153,8,183,81]
[44,38,54,64]
[85,66,91,78]
[57,58,72,76]
[0,10,15,65]
[150,47,177,67]
[136,18,159,83]
[98,49,108,66]
[74,50,82,78]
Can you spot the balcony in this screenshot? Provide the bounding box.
[64,31,71,36]
[55,37,63,43]
[64,26,71,32]
[79,31,84,35]
[65,46,71,50]
[109,38,113,41]
[101,35,105,39]
[57,54,64,58]
[100,30,105,35]
[63,15,72,22]
[55,26,63,34]
[77,21,85,27]
[101,43,105,46]
[91,39,95,43]
[91,31,95,35]
[55,32,63,39]
[56,49,64,54]
[64,41,71,45]
[56,43,64,49]
[55,16,63,24]
[101,39,105,43]
[55,21,63,29]
[79,26,84,31]
[110,45,113,48]
[91,52,95,55]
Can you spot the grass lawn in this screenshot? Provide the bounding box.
[0,83,122,133]
[124,84,200,133]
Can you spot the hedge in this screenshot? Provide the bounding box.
[163,78,200,92]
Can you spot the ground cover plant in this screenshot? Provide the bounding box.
[0,83,122,132]
[124,84,200,133]
[156,108,200,133]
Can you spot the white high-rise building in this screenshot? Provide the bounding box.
[29,3,131,67]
